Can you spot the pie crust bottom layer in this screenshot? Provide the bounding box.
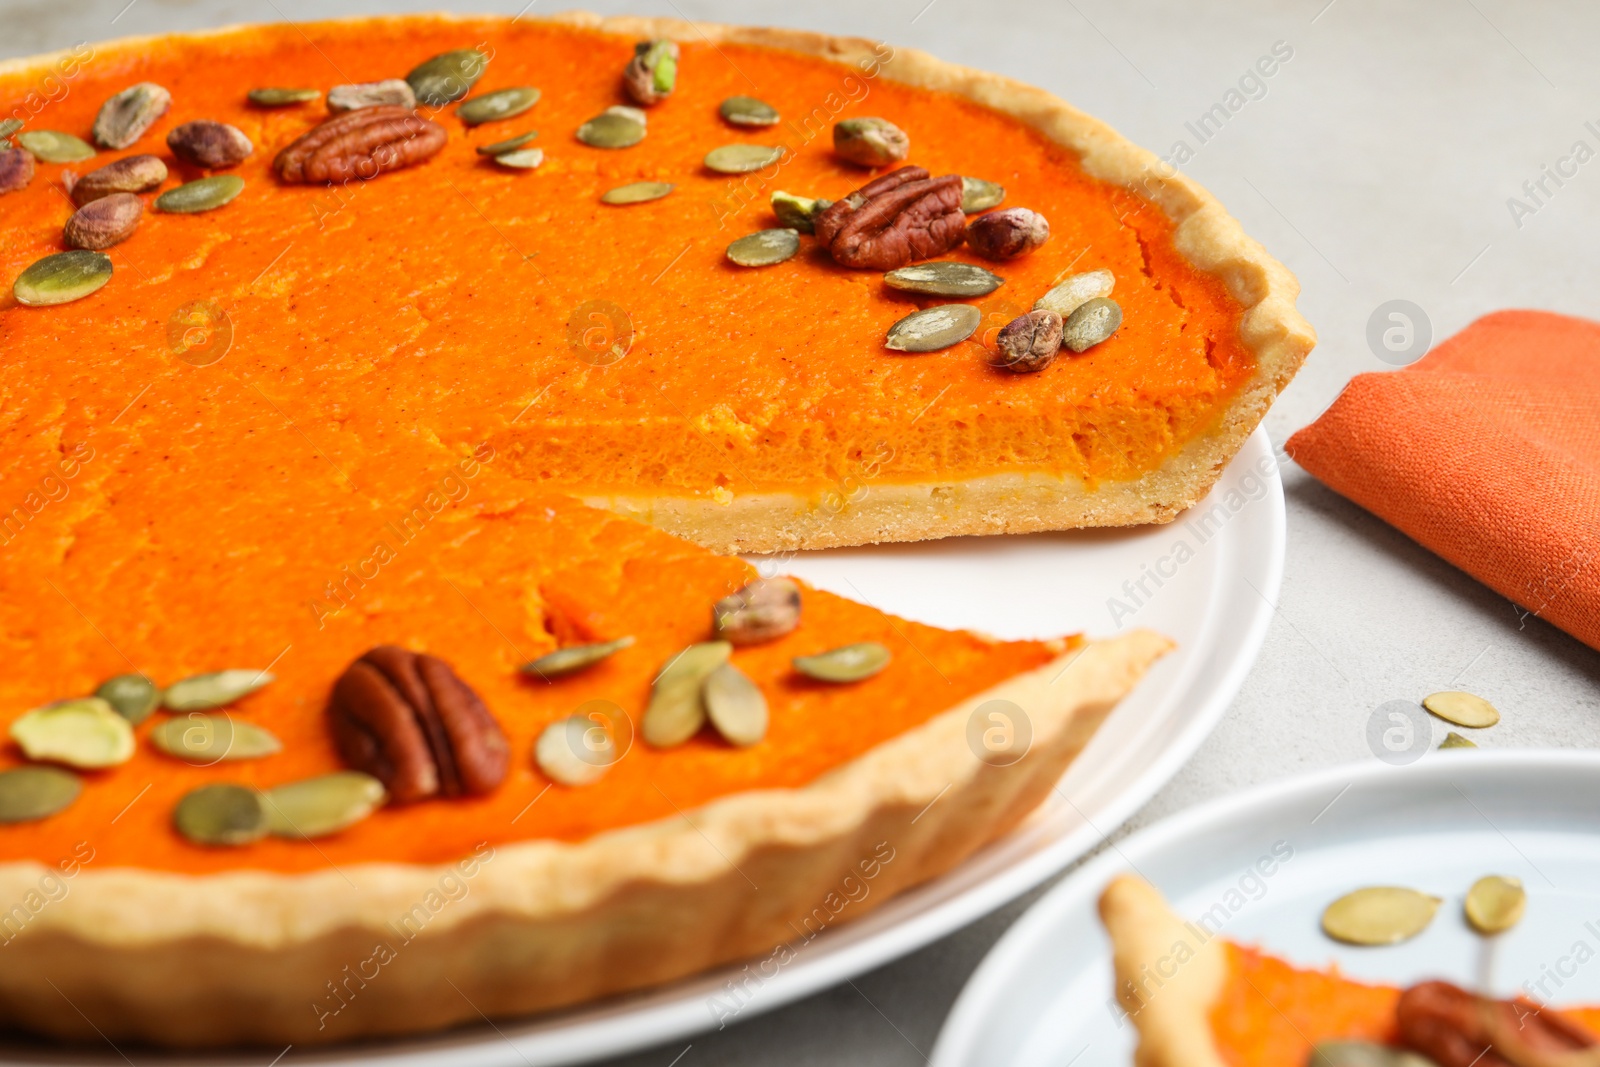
[0,632,1168,1047]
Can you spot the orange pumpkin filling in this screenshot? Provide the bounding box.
[1210,943,1600,1065]
[0,16,1253,502]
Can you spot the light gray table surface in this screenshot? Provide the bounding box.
[6,0,1599,1063]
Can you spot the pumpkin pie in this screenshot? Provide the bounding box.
[1099,876,1600,1066]
[0,11,1313,555]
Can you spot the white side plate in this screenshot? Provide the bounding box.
[932,750,1600,1067]
[2,430,1284,1067]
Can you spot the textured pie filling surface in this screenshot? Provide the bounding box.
[0,16,1255,502]
[1210,943,1600,1065]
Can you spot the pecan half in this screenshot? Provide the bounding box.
[328,645,508,804]
[813,166,966,270]
[1397,980,1600,1067]
[274,106,447,185]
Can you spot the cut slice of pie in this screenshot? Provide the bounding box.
[0,12,1313,555]
[1099,876,1600,1067]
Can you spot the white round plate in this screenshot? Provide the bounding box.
[2,431,1282,1067]
[932,750,1600,1067]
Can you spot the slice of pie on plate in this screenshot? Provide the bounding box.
[1099,876,1600,1066]
[0,11,1313,555]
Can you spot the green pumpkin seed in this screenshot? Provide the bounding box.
[793,642,891,682]
[458,86,540,126]
[885,304,982,353]
[642,641,731,748]
[602,181,674,205]
[493,148,544,170]
[1465,875,1525,935]
[162,669,273,711]
[10,698,135,769]
[704,663,768,746]
[17,130,95,163]
[884,262,1005,298]
[407,48,488,107]
[727,228,800,267]
[247,87,320,107]
[476,130,539,156]
[13,250,113,307]
[1061,296,1122,353]
[156,175,245,214]
[535,715,616,786]
[96,673,162,725]
[960,176,1007,213]
[522,636,635,679]
[705,143,784,174]
[1035,268,1114,318]
[1422,690,1499,729]
[0,118,22,143]
[92,82,171,149]
[577,109,646,149]
[771,190,829,233]
[1439,731,1477,750]
[720,96,780,127]
[149,714,282,763]
[1310,1041,1438,1067]
[173,783,268,847]
[0,766,81,824]
[1322,886,1441,946]
[263,772,386,838]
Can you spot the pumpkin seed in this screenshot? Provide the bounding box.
[0,118,22,143]
[705,143,784,174]
[1061,296,1122,353]
[642,641,732,748]
[771,190,829,233]
[885,304,982,353]
[960,176,1006,213]
[1465,875,1526,935]
[720,96,780,127]
[96,673,162,725]
[156,175,245,214]
[493,148,544,170]
[1321,886,1441,946]
[93,82,171,149]
[1035,268,1115,318]
[13,250,113,307]
[1422,690,1499,729]
[458,86,540,126]
[576,109,645,149]
[1310,1041,1438,1067]
[10,698,135,769]
[407,48,488,107]
[0,766,81,824]
[17,130,95,163]
[535,715,616,786]
[149,714,282,763]
[476,130,538,156]
[727,228,800,267]
[248,87,320,107]
[601,181,674,205]
[173,783,268,847]
[884,262,1005,298]
[1439,731,1477,750]
[263,772,386,838]
[162,669,273,711]
[522,636,635,679]
[793,642,891,682]
[713,578,801,645]
[704,663,768,746]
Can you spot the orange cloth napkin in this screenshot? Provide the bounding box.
[1286,309,1600,651]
